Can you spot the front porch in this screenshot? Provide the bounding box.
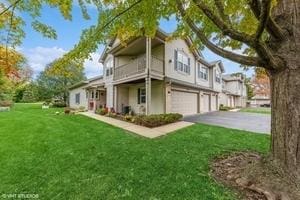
[84,84,107,112]
[114,79,166,115]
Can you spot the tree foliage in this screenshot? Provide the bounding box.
[0,45,26,78]
[35,61,86,103]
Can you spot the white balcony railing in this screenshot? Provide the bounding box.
[114,55,163,81]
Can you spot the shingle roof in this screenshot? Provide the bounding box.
[69,76,103,90]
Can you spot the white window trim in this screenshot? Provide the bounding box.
[176,50,190,75]
[138,88,146,104]
[215,69,221,83]
[198,63,208,81]
[75,93,80,104]
[105,58,113,77]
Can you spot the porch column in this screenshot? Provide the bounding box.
[145,37,151,115]
[93,88,97,112]
[113,85,117,112]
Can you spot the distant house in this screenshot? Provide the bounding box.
[249,74,271,107]
[69,76,105,110]
[220,74,247,108]
[69,29,247,115]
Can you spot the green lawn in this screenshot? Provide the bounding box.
[239,107,271,114]
[0,104,269,200]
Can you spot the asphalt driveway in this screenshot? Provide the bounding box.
[184,111,270,134]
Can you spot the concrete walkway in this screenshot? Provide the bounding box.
[184,111,270,134]
[80,112,194,138]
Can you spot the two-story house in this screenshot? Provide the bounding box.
[69,29,245,116]
[220,74,247,108]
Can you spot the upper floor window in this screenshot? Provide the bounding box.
[215,69,221,83]
[174,50,190,74]
[105,59,113,77]
[198,64,208,80]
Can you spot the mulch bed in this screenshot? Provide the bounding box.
[211,152,300,200]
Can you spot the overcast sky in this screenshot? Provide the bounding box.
[18,4,253,79]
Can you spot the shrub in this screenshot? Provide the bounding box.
[134,113,183,128]
[0,100,13,107]
[106,112,117,118]
[219,105,231,111]
[52,101,67,108]
[123,115,133,122]
[64,107,71,114]
[78,106,86,112]
[96,108,107,115]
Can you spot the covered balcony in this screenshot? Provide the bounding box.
[109,35,166,84]
[114,54,163,81]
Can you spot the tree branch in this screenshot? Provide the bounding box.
[214,0,231,24]
[176,0,264,67]
[249,0,285,41]
[0,0,22,16]
[255,0,271,40]
[193,0,254,45]
[192,0,284,69]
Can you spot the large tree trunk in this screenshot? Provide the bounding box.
[270,67,300,177]
[269,0,300,178]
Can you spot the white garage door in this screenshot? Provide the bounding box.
[171,90,198,115]
[211,95,217,111]
[201,94,210,113]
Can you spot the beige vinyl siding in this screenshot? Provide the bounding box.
[69,87,88,109]
[164,39,196,84]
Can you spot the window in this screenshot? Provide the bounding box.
[215,69,221,83]
[105,59,113,77]
[75,93,80,104]
[198,63,208,80]
[96,91,99,99]
[137,88,146,104]
[91,91,94,99]
[174,50,190,74]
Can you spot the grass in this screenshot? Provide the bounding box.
[0,104,270,200]
[239,107,271,114]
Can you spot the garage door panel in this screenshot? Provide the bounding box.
[201,94,210,113]
[211,95,217,111]
[171,90,198,115]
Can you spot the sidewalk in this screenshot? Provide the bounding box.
[80,112,194,139]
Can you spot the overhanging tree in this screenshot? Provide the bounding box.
[0,0,299,180]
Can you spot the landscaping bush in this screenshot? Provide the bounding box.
[64,107,71,114]
[219,105,232,111]
[133,113,183,128]
[78,106,86,112]
[96,108,107,115]
[52,101,67,108]
[123,115,134,122]
[106,112,117,118]
[0,100,13,107]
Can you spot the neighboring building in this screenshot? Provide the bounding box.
[249,94,271,107]
[69,29,247,115]
[220,74,247,108]
[69,76,106,111]
[249,74,271,107]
